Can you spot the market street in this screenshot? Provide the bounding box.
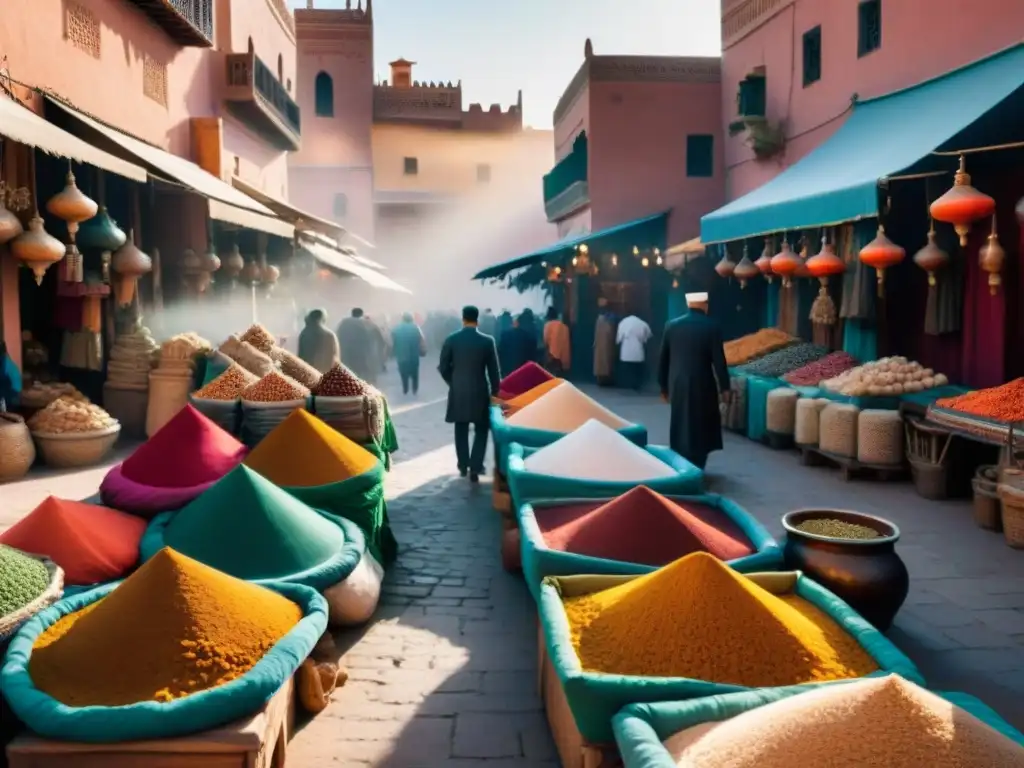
[4,368,1024,766]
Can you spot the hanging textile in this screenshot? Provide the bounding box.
[839,221,878,360]
[765,280,779,329]
[923,227,963,336]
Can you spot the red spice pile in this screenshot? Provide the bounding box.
[499,362,553,399]
[536,486,754,566]
[783,351,858,386]
[314,362,372,397]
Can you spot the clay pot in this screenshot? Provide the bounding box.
[781,508,908,631]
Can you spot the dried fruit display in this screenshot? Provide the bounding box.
[28,396,117,433]
[821,357,948,398]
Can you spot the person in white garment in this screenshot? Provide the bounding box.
[616,312,653,390]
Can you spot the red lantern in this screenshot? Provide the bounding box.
[859,225,905,295]
[806,237,845,285]
[978,216,1005,296]
[930,156,994,246]
[715,250,736,279]
[757,239,770,284]
[912,224,949,288]
[733,253,759,289]
[770,240,800,287]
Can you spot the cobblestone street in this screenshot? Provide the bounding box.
[3,368,1024,765]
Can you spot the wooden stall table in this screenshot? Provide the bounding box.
[6,678,294,768]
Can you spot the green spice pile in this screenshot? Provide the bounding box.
[737,343,830,379]
[0,544,50,616]
[795,519,881,540]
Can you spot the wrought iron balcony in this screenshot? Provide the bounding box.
[129,0,213,47]
[224,52,301,152]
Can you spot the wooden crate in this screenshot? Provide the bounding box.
[799,445,905,482]
[537,625,616,768]
[6,677,294,768]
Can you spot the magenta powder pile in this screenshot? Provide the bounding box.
[535,486,754,566]
[498,362,553,399]
[783,351,859,386]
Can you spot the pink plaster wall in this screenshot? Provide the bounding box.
[287,165,375,242]
[722,0,1024,199]
[588,80,724,245]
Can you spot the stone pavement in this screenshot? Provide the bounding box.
[2,367,1023,765]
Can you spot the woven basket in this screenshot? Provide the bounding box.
[0,413,36,483]
[972,465,1001,532]
[996,473,1024,548]
[146,370,192,437]
[31,424,121,469]
[102,383,149,441]
[0,555,64,643]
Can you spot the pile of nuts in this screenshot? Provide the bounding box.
[821,357,949,397]
[314,363,372,397]
[20,382,88,410]
[240,324,277,354]
[192,364,258,401]
[241,371,309,403]
[271,347,322,389]
[28,396,118,434]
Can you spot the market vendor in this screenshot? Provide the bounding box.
[658,292,730,470]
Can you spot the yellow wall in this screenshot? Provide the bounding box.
[371,124,553,194]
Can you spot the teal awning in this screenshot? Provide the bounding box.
[473,210,668,280]
[701,43,1024,244]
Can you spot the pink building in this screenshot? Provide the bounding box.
[544,40,724,247]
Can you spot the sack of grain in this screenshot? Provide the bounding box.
[819,403,859,458]
[857,409,903,466]
[219,335,276,377]
[765,388,799,434]
[794,398,829,446]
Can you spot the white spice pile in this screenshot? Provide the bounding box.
[524,419,674,482]
[507,382,631,432]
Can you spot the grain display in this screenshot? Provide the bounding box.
[271,347,322,389]
[0,545,50,616]
[784,351,858,386]
[795,398,828,446]
[818,403,859,458]
[28,397,117,433]
[795,518,881,540]
[724,329,795,366]
[192,363,258,400]
[765,389,799,434]
[240,371,309,403]
[219,335,276,377]
[857,409,903,465]
[737,343,829,379]
[314,363,373,397]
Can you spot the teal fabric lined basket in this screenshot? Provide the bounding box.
[490,405,648,476]
[538,570,923,744]
[506,443,703,512]
[0,581,327,743]
[139,512,366,591]
[613,687,1024,768]
[518,494,783,601]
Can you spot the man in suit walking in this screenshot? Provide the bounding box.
[438,305,501,482]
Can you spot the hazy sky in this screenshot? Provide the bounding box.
[291,1,722,128]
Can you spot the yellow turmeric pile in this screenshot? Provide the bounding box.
[563,552,878,686]
[29,547,301,706]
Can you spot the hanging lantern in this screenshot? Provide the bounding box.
[754,239,773,283]
[222,244,244,278]
[0,197,23,244]
[182,248,203,275]
[912,224,949,288]
[806,236,845,326]
[261,264,281,291]
[930,156,994,246]
[77,206,127,252]
[111,230,152,306]
[978,216,1005,296]
[201,246,221,274]
[733,244,760,289]
[46,171,97,243]
[714,248,736,279]
[11,214,65,285]
[858,225,905,295]
[770,239,801,287]
[241,260,262,285]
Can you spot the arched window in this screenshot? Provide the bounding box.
[315,71,334,117]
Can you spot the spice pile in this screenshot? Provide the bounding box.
[537,487,754,566]
[241,371,309,403]
[28,397,117,433]
[0,498,146,586]
[507,382,631,432]
[245,409,377,487]
[736,343,829,379]
[822,357,948,397]
[794,518,880,540]
[524,420,674,482]
[499,362,554,399]
[314,363,373,397]
[504,379,565,412]
[563,551,878,684]
[161,466,344,582]
[193,363,258,400]
[662,675,1024,767]
[28,548,302,706]
[0,545,50,617]
[783,351,859,386]
[724,329,795,366]
[936,378,1024,423]
[118,404,246,489]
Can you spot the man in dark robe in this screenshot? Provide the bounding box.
[438,306,501,482]
[658,292,731,470]
[498,309,539,375]
[337,308,373,381]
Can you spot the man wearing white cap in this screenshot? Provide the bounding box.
[657,291,731,469]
